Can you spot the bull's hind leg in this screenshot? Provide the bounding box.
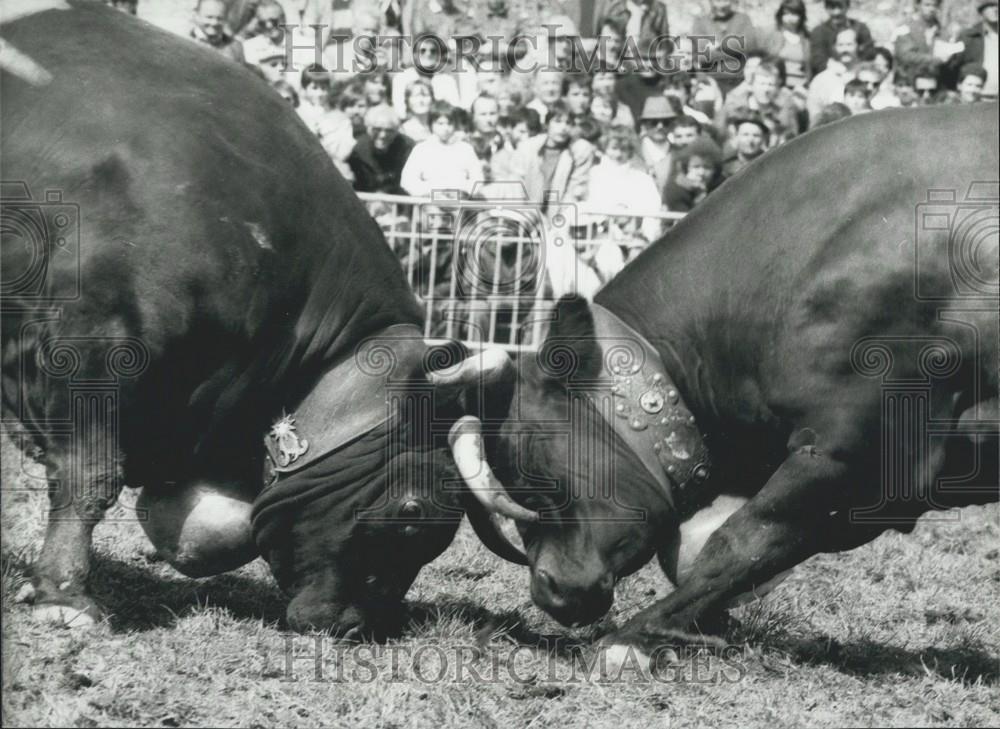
[137,478,257,578]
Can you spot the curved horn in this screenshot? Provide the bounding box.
[465,506,531,566]
[428,348,513,388]
[448,416,539,523]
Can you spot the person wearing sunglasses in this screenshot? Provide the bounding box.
[911,63,941,104]
[242,1,287,79]
[637,95,679,192]
[391,37,461,118]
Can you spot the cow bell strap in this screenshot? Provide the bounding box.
[262,324,427,488]
[587,304,711,511]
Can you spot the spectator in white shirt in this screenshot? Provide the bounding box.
[807,27,860,124]
[401,101,484,197]
[585,125,664,282]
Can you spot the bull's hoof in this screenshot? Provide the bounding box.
[14,582,37,604]
[600,643,657,675]
[32,602,100,629]
[18,581,103,629]
[598,625,728,665]
[140,544,163,563]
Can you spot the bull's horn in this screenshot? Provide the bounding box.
[448,416,539,523]
[466,508,531,566]
[428,348,513,388]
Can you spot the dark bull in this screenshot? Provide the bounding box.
[447,104,999,653]
[0,2,528,636]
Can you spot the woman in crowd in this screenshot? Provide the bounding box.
[400,79,434,142]
[663,137,722,212]
[359,71,392,106]
[495,80,525,117]
[763,0,811,89]
[591,70,635,127]
[298,66,356,182]
[336,82,370,138]
[869,47,901,109]
[391,36,462,118]
[401,101,483,198]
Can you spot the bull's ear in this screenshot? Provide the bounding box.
[537,295,603,383]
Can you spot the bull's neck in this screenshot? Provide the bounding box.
[595,270,719,432]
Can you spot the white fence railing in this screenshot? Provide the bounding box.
[358,192,685,352]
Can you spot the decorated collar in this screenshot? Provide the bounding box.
[587,304,711,511]
[263,324,427,488]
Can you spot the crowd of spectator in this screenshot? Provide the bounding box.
[109,0,997,302]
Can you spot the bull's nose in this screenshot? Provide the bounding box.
[531,568,614,626]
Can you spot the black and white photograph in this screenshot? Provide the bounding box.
[1,0,997,726]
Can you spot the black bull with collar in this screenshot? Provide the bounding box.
[0,3,528,635]
[451,104,999,649]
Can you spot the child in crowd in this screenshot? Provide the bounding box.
[663,137,722,212]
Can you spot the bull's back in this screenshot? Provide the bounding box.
[1,3,420,469]
[602,105,998,452]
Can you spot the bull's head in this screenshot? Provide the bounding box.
[252,333,531,637]
[446,297,718,627]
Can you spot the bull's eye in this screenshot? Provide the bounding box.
[399,499,423,520]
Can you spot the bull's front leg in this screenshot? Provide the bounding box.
[602,447,881,657]
[17,450,124,629]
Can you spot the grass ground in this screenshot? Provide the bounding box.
[2,433,998,728]
[4,3,995,727]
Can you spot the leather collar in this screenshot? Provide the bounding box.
[263,324,427,487]
[586,304,711,511]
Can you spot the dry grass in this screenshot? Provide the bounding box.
[2,433,998,728]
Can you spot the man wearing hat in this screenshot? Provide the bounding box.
[721,108,768,180]
[949,0,998,100]
[637,96,679,191]
[809,0,874,76]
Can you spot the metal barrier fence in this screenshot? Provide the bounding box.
[358,191,685,352]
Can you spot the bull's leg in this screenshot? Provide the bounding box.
[21,456,124,628]
[602,447,882,656]
[136,479,257,578]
